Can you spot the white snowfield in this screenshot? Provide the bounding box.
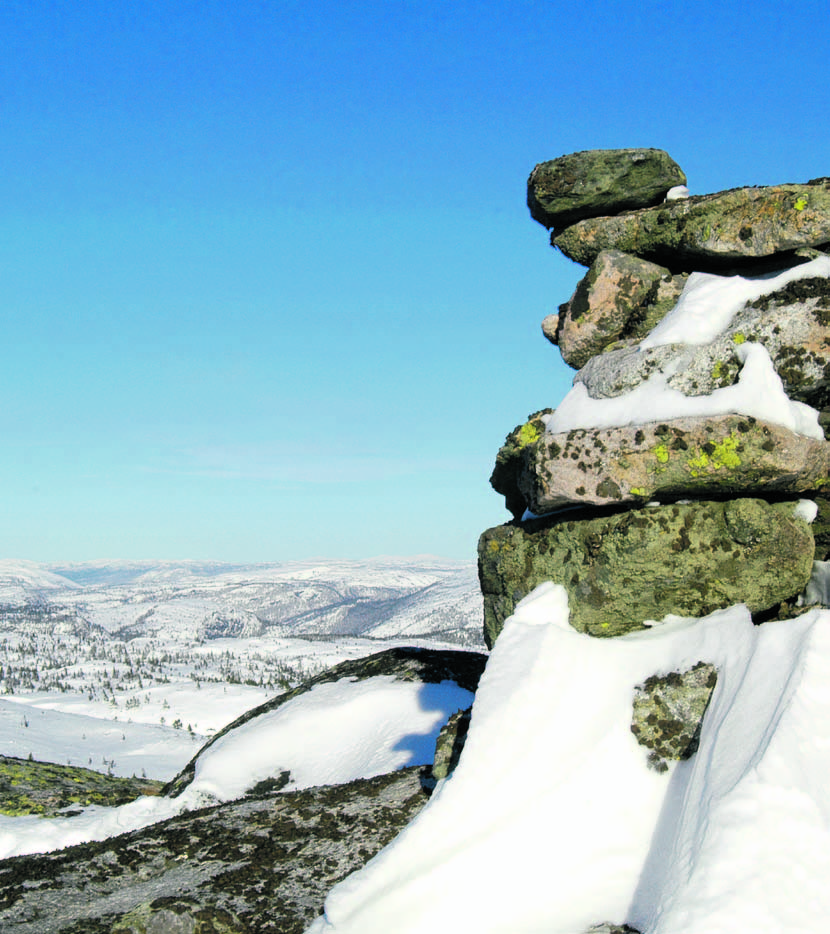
[0,674,473,860]
[307,585,830,934]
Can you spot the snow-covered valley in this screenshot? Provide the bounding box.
[0,557,483,780]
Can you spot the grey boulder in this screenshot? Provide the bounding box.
[527,148,687,230]
[518,415,830,513]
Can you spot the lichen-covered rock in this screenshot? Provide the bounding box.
[518,415,830,513]
[0,767,432,934]
[553,179,830,270]
[527,149,686,230]
[489,409,553,519]
[551,250,687,369]
[0,756,163,818]
[431,707,472,780]
[575,270,830,411]
[631,662,718,773]
[478,499,814,647]
[165,646,487,799]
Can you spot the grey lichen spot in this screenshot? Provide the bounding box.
[630,661,718,773]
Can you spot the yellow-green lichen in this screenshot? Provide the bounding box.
[517,422,541,447]
[687,434,741,478]
[654,444,670,464]
[630,487,647,496]
[794,196,808,211]
[732,332,746,345]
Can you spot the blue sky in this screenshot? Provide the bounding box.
[3,0,829,563]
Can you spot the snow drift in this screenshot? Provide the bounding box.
[308,586,830,933]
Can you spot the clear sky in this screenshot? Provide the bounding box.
[2,0,829,563]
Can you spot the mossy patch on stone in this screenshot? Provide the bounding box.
[478,499,814,647]
[522,415,830,513]
[0,756,163,818]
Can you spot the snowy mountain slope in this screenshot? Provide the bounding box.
[0,697,205,780]
[0,560,80,605]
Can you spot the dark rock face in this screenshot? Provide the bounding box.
[630,662,718,773]
[527,149,686,230]
[431,707,472,780]
[553,179,830,271]
[478,499,814,647]
[164,646,488,799]
[0,767,433,934]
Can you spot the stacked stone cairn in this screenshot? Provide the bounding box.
[476,148,830,776]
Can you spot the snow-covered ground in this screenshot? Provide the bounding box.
[0,556,483,780]
[0,674,473,860]
[0,633,470,779]
[0,682,267,780]
[307,586,830,934]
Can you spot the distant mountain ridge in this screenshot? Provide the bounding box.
[0,557,484,646]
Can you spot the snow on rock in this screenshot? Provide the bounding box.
[184,676,473,803]
[543,256,830,440]
[640,255,830,350]
[794,499,819,523]
[545,341,822,439]
[307,585,830,934]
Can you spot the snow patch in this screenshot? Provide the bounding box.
[546,341,822,438]
[640,255,830,349]
[0,674,472,860]
[793,499,819,523]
